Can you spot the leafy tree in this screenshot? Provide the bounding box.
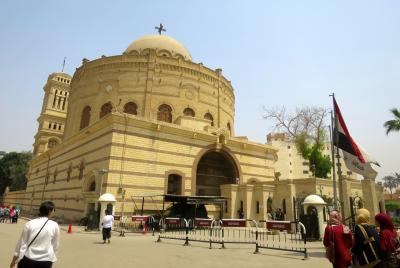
[0,151,32,195]
[384,108,400,135]
[383,174,400,200]
[264,106,332,178]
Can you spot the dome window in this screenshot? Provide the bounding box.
[204,113,214,126]
[100,102,113,118]
[123,102,138,115]
[80,106,91,130]
[158,104,172,123]
[183,107,195,117]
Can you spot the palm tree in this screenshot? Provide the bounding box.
[383,175,398,200]
[384,108,400,135]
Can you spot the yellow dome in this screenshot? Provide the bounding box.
[125,35,192,61]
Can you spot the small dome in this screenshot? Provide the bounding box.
[98,193,116,202]
[125,35,192,61]
[302,194,326,205]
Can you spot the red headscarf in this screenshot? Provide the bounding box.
[375,213,398,252]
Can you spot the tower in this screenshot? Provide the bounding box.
[33,72,71,156]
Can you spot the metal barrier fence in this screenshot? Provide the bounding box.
[157,218,307,259]
[113,215,155,236]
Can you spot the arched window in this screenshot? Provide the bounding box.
[48,138,58,149]
[100,102,113,118]
[204,113,214,126]
[227,123,232,134]
[80,106,91,130]
[123,102,138,115]
[167,174,182,195]
[157,104,172,123]
[183,107,195,117]
[88,181,96,192]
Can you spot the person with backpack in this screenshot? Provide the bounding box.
[10,201,60,268]
[323,210,353,268]
[352,208,382,268]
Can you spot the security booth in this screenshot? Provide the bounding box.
[301,194,326,240]
[98,193,116,228]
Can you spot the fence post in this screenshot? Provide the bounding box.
[183,219,189,246]
[298,221,308,260]
[149,216,155,236]
[156,218,164,243]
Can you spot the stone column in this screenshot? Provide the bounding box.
[341,178,352,220]
[275,180,296,221]
[362,176,379,216]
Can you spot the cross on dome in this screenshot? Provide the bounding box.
[155,23,166,35]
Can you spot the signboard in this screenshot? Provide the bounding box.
[113,215,121,221]
[165,218,181,225]
[195,218,212,227]
[266,221,292,231]
[131,216,149,222]
[222,219,246,227]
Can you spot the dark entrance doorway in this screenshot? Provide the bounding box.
[196,151,238,196]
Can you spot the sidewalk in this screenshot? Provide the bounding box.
[0,219,331,268]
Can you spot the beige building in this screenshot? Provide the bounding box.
[3,34,384,223]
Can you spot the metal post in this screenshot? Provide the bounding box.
[329,118,338,210]
[330,93,344,217]
[183,219,189,246]
[141,197,144,216]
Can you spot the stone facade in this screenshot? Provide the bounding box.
[3,34,384,223]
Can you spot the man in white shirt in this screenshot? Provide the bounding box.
[102,210,114,244]
[10,201,60,268]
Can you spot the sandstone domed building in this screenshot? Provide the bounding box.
[3,34,384,222]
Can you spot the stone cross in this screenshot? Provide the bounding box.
[155,23,166,35]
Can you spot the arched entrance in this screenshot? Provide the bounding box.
[195,151,238,196]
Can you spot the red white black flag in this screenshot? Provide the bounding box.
[333,98,379,177]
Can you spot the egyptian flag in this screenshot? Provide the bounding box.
[333,98,379,177]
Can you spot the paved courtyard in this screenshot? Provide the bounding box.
[1,219,331,268]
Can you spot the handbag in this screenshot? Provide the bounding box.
[326,225,335,263]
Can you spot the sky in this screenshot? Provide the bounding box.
[0,1,399,179]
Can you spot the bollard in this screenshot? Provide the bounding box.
[67,224,72,234]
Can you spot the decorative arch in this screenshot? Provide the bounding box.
[100,102,113,118]
[204,113,214,126]
[123,102,138,115]
[47,138,60,150]
[83,172,97,192]
[227,122,232,135]
[157,104,172,123]
[80,106,91,130]
[157,49,172,58]
[191,144,242,196]
[183,107,195,117]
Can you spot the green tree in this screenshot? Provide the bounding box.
[264,106,332,178]
[384,108,400,135]
[382,175,399,200]
[0,151,32,195]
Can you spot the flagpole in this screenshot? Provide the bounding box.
[329,112,337,210]
[330,93,345,218]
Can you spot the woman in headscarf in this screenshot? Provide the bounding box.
[375,213,399,267]
[323,210,353,268]
[352,208,382,267]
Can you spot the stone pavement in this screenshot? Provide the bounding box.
[0,219,331,268]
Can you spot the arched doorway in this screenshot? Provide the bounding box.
[195,151,238,196]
